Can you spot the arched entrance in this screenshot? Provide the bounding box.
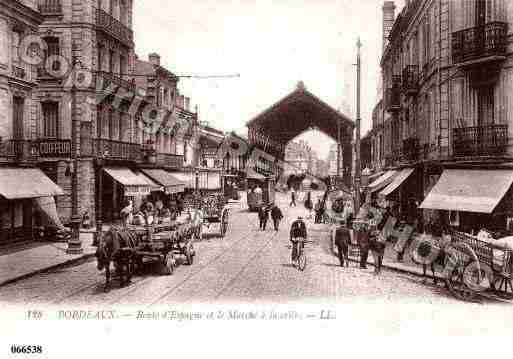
[246,82,354,187]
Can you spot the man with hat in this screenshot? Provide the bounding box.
[333,218,351,267]
[353,218,370,269]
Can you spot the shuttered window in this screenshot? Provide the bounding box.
[42,102,59,138]
[13,96,24,139]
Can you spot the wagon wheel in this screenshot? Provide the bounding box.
[220,208,229,237]
[443,242,478,301]
[162,252,175,275]
[185,242,194,265]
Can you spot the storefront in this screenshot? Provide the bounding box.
[100,167,158,222]
[420,169,513,234]
[0,167,64,245]
[170,168,221,193]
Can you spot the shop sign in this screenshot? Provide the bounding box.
[38,140,71,157]
[124,185,150,196]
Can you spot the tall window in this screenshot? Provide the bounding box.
[13,96,24,139]
[97,45,104,72]
[120,54,127,77]
[43,37,60,71]
[97,105,103,138]
[12,30,22,65]
[477,86,494,126]
[476,0,487,26]
[109,50,114,74]
[42,102,59,138]
[108,109,114,139]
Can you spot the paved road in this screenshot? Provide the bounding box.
[0,191,463,306]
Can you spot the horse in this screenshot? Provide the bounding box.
[190,208,205,240]
[95,226,140,292]
[411,233,448,285]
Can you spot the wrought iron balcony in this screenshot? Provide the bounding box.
[385,87,401,113]
[95,71,136,93]
[81,138,142,161]
[38,1,63,15]
[453,124,508,157]
[156,153,184,169]
[452,22,508,65]
[95,8,133,47]
[0,139,39,160]
[402,65,418,95]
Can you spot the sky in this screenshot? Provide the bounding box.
[133,0,405,159]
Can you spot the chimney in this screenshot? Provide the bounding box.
[148,52,160,66]
[382,1,396,52]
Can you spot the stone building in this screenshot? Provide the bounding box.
[370,0,513,232]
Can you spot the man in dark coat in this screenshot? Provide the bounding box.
[258,205,270,230]
[354,220,370,269]
[334,222,351,267]
[290,189,297,207]
[270,204,283,231]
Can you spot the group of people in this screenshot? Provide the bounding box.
[258,204,284,231]
[119,197,185,227]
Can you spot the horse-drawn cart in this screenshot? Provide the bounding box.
[201,193,230,238]
[127,221,197,275]
[438,230,513,301]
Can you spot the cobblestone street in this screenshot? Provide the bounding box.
[0,192,470,306]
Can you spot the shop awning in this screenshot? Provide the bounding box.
[0,168,64,199]
[379,168,415,198]
[419,169,513,214]
[169,171,194,189]
[246,168,266,180]
[368,170,397,193]
[368,171,384,182]
[142,169,186,194]
[103,167,157,196]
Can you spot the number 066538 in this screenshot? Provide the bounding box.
[10,345,42,354]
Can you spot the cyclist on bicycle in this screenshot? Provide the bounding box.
[290,216,307,264]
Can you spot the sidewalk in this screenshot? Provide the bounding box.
[0,231,97,287]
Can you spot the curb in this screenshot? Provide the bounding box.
[0,252,96,288]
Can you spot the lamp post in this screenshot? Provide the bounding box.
[354,38,362,214]
[66,56,82,255]
[95,152,106,245]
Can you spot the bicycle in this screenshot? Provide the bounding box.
[291,237,312,271]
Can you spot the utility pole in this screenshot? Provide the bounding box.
[354,38,362,214]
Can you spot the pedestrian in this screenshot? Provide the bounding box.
[369,220,386,275]
[314,199,322,223]
[333,221,351,267]
[270,204,284,231]
[304,191,313,219]
[290,188,297,207]
[258,205,269,230]
[354,219,370,269]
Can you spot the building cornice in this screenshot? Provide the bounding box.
[0,0,44,29]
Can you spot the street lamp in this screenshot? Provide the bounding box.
[66,56,82,255]
[94,149,108,246]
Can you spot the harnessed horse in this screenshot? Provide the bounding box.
[95,226,140,291]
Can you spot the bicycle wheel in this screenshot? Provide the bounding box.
[297,252,307,271]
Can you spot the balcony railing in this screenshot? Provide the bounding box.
[38,1,63,15]
[402,65,418,95]
[95,8,133,46]
[0,139,39,160]
[385,87,401,112]
[453,124,508,157]
[81,138,142,161]
[156,153,184,169]
[95,71,136,93]
[452,22,508,65]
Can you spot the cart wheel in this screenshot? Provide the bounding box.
[162,252,175,275]
[443,243,478,301]
[297,252,307,271]
[185,243,194,265]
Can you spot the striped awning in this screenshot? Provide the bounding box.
[368,170,398,193]
[103,167,158,196]
[379,168,415,198]
[142,169,186,194]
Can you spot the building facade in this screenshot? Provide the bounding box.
[370,0,513,232]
